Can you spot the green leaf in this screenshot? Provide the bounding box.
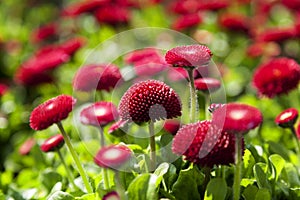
[283,163,300,187]
[172,165,204,200]
[163,163,177,190]
[154,162,169,184]
[204,178,227,200]
[40,169,62,191]
[48,191,74,200]
[75,193,97,200]
[254,188,271,200]
[240,178,256,187]
[269,154,285,181]
[268,141,290,161]
[243,149,256,177]
[243,185,258,200]
[253,164,271,191]
[127,173,158,200]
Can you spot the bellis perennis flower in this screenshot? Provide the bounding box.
[165,44,212,68]
[40,134,65,152]
[172,120,237,167]
[212,103,263,134]
[118,79,182,123]
[94,145,132,169]
[252,57,300,98]
[80,101,119,127]
[275,108,298,128]
[30,95,76,131]
[194,77,221,93]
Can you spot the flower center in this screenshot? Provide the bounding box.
[103,148,122,160]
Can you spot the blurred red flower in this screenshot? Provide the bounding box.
[252,57,300,98]
[40,134,65,152]
[172,13,202,31]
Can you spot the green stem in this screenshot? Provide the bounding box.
[290,127,300,160]
[149,120,156,171]
[204,94,210,120]
[56,122,93,193]
[233,133,243,200]
[99,127,105,147]
[187,69,197,123]
[57,149,77,189]
[115,170,127,200]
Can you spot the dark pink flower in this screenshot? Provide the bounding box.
[172,13,202,31]
[256,27,296,42]
[73,64,123,92]
[172,120,237,167]
[208,103,225,113]
[275,108,298,128]
[167,67,207,81]
[19,138,36,155]
[124,48,168,77]
[94,145,132,169]
[163,119,181,135]
[252,57,300,98]
[30,95,76,131]
[194,77,221,93]
[40,134,65,152]
[61,0,110,17]
[219,13,249,32]
[198,0,229,11]
[31,23,57,43]
[119,80,182,123]
[212,103,263,134]
[282,0,300,10]
[80,101,119,127]
[94,5,130,26]
[108,120,128,137]
[0,83,8,97]
[103,191,120,200]
[165,45,212,68]
[169,0,200,14]
[246,42,265,58]
[58,37,86,56]
[14,67,53,86]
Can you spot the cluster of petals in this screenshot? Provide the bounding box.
[219,13,249,32]
[118,79,182,123]
[40,134,65,152]
[252,57,300,98]
[275,108,298,128]
[124,48,168,77]
[194,77,221,93]
[30,95,76,131]
[73,64,123,92]
[31,23,58,43]
[172,13,202,31]
[172,120,237,167]
[165,45,212,68]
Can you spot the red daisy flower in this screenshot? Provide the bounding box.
[256,27,296,42]
[118,80,182,123]
[80,101,119,127]
[252,57,300,98]
[31,23,57,43]
[275,108,298,128]
[40,134,65,152]
[219,13,249,32]
[58,37,86,56]
[103,191,120,200]
[165,45,212,68]
[94,5,130,26]
[208,103,225,113]
[212,103,263,134]
[282,0,300,10]
[94,145,132,169]
[108,120,128,137]
[19,137,36,155]
[61,0,110,17]
[194,77,221,93]
[198,0,229,11]
[73,64,123,92]
[163,119,181,135]
[167,66,207,81]
[172,13,202,31]
[124,48,168,77]
[0,83,8,97]
[30,95,76,131]
[172,120,237,167]
[169,0,200,15]
[14,67,54,86]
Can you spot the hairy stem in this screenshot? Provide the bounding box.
[233,133,243,200]
[149,120,156,171]
[187,69,197,123]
